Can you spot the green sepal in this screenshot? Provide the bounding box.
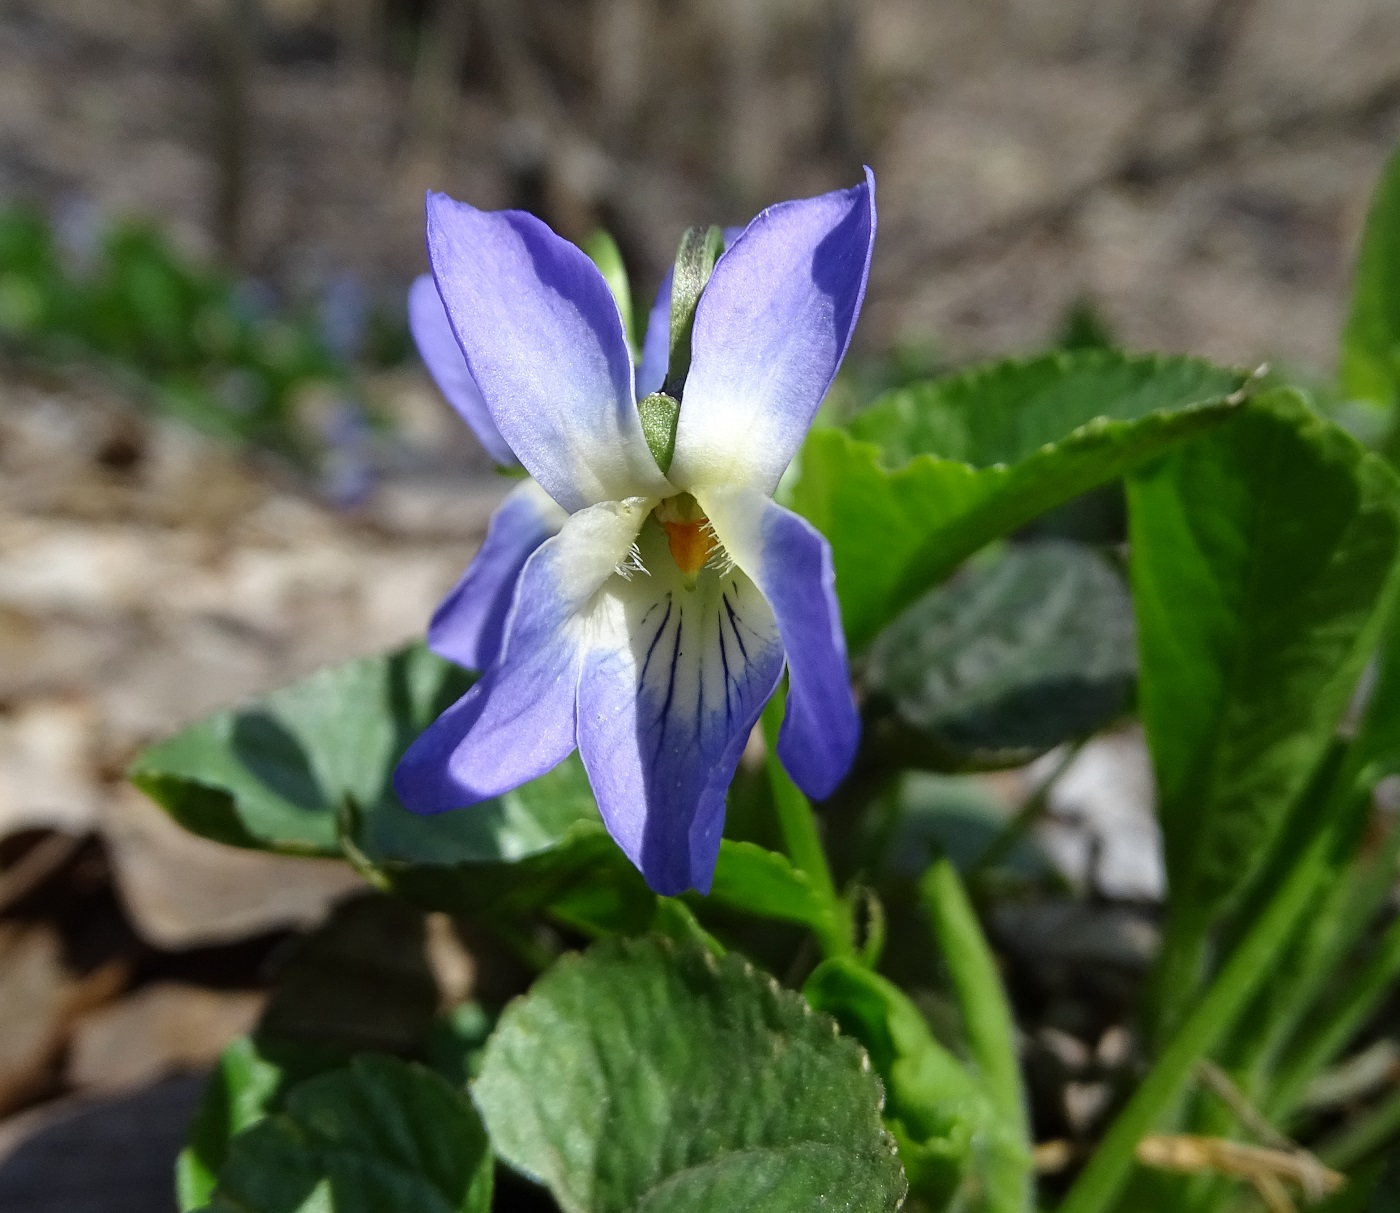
[665,224,724,395]
[638,390,681,473]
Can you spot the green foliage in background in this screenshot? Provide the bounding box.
[0,203,403,460]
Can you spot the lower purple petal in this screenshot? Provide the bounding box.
[576,518,785,894]
[428,480,567,672]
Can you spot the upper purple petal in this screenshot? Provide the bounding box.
[669,171,876,494]
[576,518,785,894]
[427,479,567,672]
[426,194,673,511]
[408,274,516,467]
[704,486,859,799]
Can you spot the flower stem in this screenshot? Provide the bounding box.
[761,693,852,958]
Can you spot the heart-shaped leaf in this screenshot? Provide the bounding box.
[793,350,1248,649]
[474,937,906,1213]
[865,539,1135,766]
[199,1055,492,1213]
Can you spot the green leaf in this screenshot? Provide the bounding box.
[202,1055,492,1213]
[543,838,840,946]
[1350,606,1400,786]
[703,840,833,929]
[1342,143,1400,412]
[473,937,906,1213]
[865,539,1134,764]
[177,1036,347,1211]
[128,643,607,907]
[793,351,1249,648]
[1128,390,1400,988]
[426,1003,495,1089]
[847,349,1242,468]
[583,230,634,349]
[804,958,1025,1210]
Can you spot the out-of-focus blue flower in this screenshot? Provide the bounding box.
[396,173,877,894]
[318,397,375,508]
[320,270,369,363]
[52,194,103,279]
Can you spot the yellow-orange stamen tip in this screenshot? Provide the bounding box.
[662,518,717,579]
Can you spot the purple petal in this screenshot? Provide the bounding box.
[395,498,649,811]
[704,486,859,799]
[670,170,876,494]
[428,479,567,671]
[635,267,673,398]
[408,275,516,466]
[576,518,785,894]
[426,194,673,512]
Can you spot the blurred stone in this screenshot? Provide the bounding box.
[1064,1080,1113,1132]
[1035,729,1165,901]
[0,381,489,899]
[0,698,101,836]
[104,786,363,950]
[368,474,508,541]
[1038,1026,1092,1072]
[67,983,263,1094]
[883,62,1141,249]
[1096,1024,1133,1068]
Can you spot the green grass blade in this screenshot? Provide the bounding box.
[919,859,1029,1149]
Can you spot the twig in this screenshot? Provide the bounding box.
[1196,1059,1295,1153]
[408,0,474,164]
[1319,1082,1400,1171]
[1300,1039,1400,1111]
[211,0,257,268]
[1194,1060,1341,1204]
[1135,1134,1343,1208]
[336,0,384,71]
[475,0,618,235]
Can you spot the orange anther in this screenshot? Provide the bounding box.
[662,518,717,577]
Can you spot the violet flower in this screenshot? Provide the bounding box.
[397,172,877,895]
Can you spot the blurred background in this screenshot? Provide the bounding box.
[2,0,1399,1208]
